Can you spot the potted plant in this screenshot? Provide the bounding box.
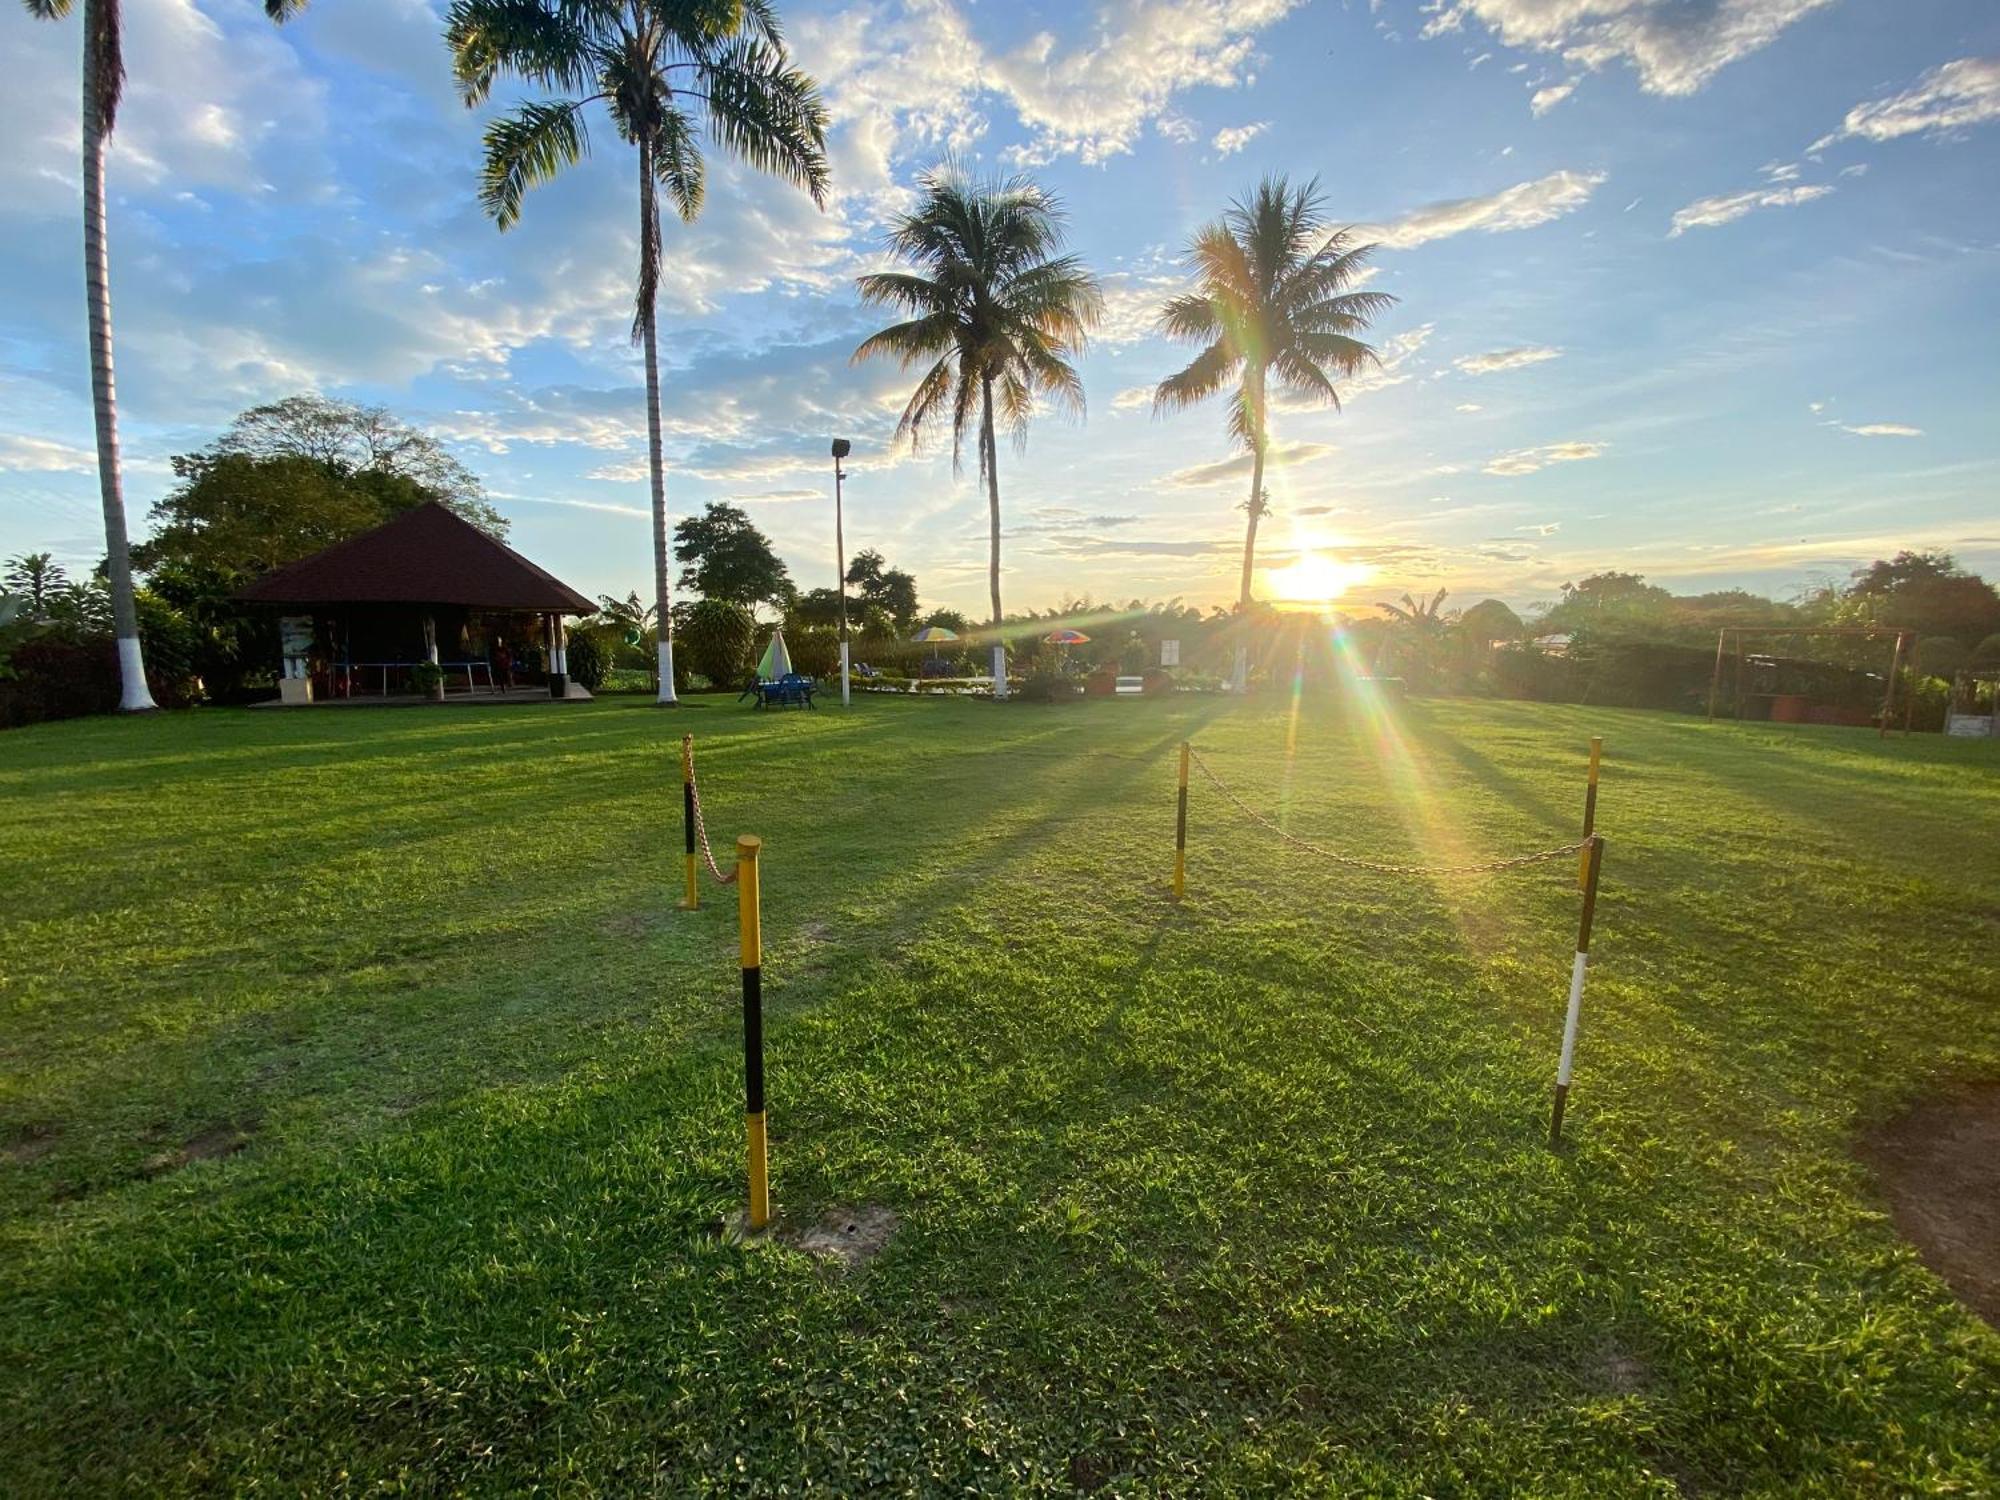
[410,661,446,702]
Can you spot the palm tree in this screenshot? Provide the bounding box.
[3,553,68,618]
[852,166,1101,698]
[1154,176,1394,689]
[445,0,829,705]
[23,0,162,709]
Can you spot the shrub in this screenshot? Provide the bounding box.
[1016,669,1078,704]
[678,599,756,688]
[564,631,608,691]
[784,625,840,681]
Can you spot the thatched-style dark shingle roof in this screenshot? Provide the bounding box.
[238,502,593,613]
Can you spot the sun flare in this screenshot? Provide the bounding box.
[1265,551,1373,607]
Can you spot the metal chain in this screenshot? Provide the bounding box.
[682,738,738,886]
[1186,744,1592,878]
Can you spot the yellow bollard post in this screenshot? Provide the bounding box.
[680,736,700,910]
[1174,742,1190,900]
[737,835,769,1230]
[1578,736,1601,890]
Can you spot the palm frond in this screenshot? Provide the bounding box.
[445,0,594,106]
[480,100,589,228]
[1153,341,1237,417]
[22,0,74,18]
[694,38,830,208]
[851,313,957,368]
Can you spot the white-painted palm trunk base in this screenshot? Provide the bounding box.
[991,644,1008,699]
[655,640,679,705]
[1232,646,1249,693]
[117,636,157,712]
[839,641,851,706]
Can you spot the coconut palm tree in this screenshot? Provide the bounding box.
[1154,176,1394,689]
[22,0,162,709]
[852,166,1101,698]
[445,0,828,705]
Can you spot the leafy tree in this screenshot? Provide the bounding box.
[675,597,756,687]
[212,395,505,536]
[787,587,845,630]
[844,548,920,628]
[853,164,1101,696]
[1915,636,1969,681]
[447,0,829,705]
[1847,551,2000,645]
[1154,176,1393,688]
[2,554,68,617]
[137,453,390,579]
[1457,597,1523,645]
[673,502,794,611]
[1539,572,1676,639]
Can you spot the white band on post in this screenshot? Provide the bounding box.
[1556,950,1588,1086]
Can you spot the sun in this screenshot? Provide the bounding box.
[1265,550,1373,608]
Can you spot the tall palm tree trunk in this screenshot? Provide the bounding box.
[1232,369,1268,693]
[980,374,1007,698]
[82,0,155,713]
[639,142,677,705]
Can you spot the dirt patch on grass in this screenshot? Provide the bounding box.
[144,1122,254,1178]
[1860,1083,2000,1328]
[791,1204,898,1271]
[3,1125,60,1165]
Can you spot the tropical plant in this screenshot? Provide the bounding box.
[852,165,1102,698]
[1377,588,1453,685]
[1154,176,1394,688]
[446,0,828,705]
[21,0,163,709]
[2,554,68,618]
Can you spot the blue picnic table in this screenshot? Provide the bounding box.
[744,673,816,709]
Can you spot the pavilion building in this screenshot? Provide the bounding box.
[238,502,595,704]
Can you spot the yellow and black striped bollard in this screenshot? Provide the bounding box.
[737,834,770,1230]
[1173,742,1190,900]
[680,736,700,910]
[1550,833,1605,1148]
[1578,736,1601,890]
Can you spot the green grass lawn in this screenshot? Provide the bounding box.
[3,693,1997,1495]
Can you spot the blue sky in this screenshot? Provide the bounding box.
[3,0,1997,620]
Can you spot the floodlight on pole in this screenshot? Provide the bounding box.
[831,439,852,707]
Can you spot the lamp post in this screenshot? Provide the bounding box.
[831,438,851,707]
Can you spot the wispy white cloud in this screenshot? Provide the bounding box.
[1366,169,1606,249]
[1668,181,1832,236]
[1811,56,2000,151]
[1530,79,1577,115]
[1454,345,1562,375]
[1211,120,1270,156]
[1483,440,1607,476]
[1418,0,1835,97]
[0,434,97,474]
[1111,385,1156,412]
[1841,422,1923,438]
[1166,440,1332,487]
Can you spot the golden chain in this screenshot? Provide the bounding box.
[682,737,738,886]
[1186,745,1592,878]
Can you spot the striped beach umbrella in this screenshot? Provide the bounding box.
[910,624,959,666]
[1044,628,1090,645]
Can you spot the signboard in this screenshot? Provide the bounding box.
[279,615,314,679]
[1160,639,1180,667]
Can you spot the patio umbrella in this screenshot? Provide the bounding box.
[1044,628,1090,645]
[910,625,959,666]
[757,628,793,681]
